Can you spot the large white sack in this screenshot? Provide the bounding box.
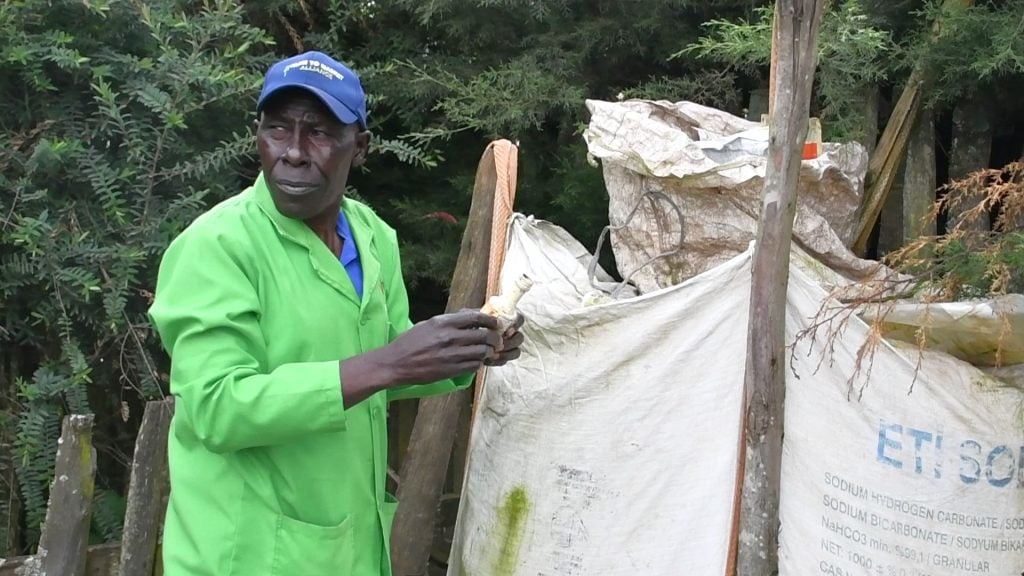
[582,98,877,294]
[450,215,1024,576]
[448,215,746,576]
[858,294,1024,366]
[780,264,1024,575]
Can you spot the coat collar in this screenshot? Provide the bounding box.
[253,173,379,309]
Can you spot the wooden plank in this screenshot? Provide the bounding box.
[470,142,519,420]
[0,542,120,576]
[448,397,470,495]
[852,68,926,255]
[869,85,908,256]
[947,98,993,231]
[733,1,824,574]
[118,399,174,576]
[396,401,417,471]
[390,142,505,576]
[19,414,97,576]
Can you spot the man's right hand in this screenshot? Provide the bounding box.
[384,309,503,385]
[339,309,503,408]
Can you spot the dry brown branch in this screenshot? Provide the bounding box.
[791,269,922,399]
[796,161,1024,394]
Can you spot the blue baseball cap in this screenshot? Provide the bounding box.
[256,51,368,129]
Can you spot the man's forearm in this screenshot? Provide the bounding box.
[339,309,520,408]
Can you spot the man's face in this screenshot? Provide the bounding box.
[256,90,370,221]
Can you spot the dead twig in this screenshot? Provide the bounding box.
[796,162,1024,397]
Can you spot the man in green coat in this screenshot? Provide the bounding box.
[148,51,524,576]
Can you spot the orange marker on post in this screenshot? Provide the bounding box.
[803,117,822,160]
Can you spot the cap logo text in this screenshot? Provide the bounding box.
[282,59,345,81]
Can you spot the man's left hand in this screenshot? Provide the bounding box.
[484,313,525,366]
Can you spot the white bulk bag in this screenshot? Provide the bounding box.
[450,215,1024,576]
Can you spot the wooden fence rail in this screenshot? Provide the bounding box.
[0,399,174,576]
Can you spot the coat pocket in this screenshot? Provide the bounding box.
[271,512,354,576]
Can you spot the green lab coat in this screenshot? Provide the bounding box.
[148,174,470,576]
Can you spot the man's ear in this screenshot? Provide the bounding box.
[253,116,260,134]
[351,130,372,168]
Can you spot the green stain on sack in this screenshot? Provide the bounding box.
[493,486,530,576]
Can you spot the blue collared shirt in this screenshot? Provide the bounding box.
[335,208,363,299]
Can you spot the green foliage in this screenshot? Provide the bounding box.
[907,0,1024,106]
[372,135,445,169]
[91,488,127,544]
[886,162,1024,301]
[13,381,61,547]
[928,234,1024,299]
[0,0,271,552]
[619,70,742,111]
[683,0,1024,138]
[683,7,773,70]
[423,55,588,137]
[684,0,896,140]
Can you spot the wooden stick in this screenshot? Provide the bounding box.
[734,1,824,574]
[471,141,519,416]
[390,141,512,576]
[451,142,519,496]
[118,399,175,576]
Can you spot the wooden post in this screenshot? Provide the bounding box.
[449,399,470,495]
[947,99,993,231]
[881,110,938,255]
[29,415,97,576]
[734,1,824,575]
[394,401,417,474]
[902,110,938,242]
[390,141,511,576]
[119,399,174,576]
[877,167,906,255]
[859,86,880,157]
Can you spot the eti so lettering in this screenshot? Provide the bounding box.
[876,421,1023,488]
